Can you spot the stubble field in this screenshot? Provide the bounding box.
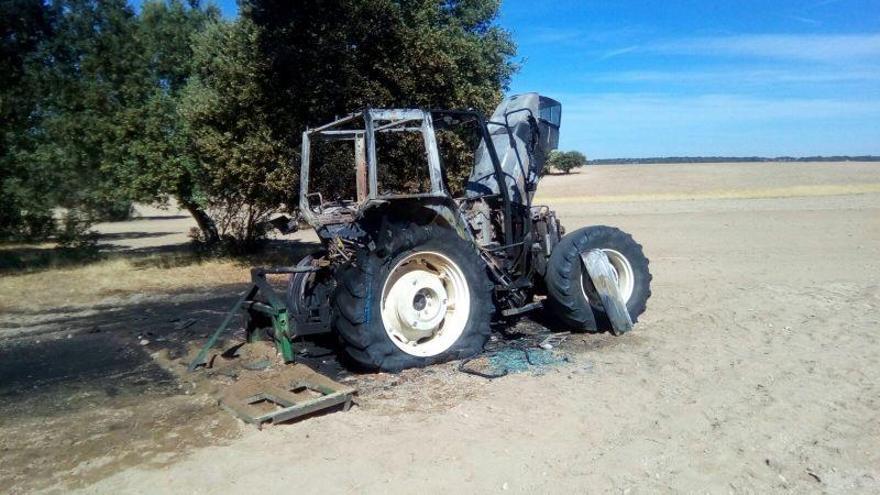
[1,162,878,493]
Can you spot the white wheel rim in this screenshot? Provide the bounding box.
[380,251,470,357]
[582,248,635,304]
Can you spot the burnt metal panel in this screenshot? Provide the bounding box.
[354,134,367,202]
[364,111,378,200]
[299,131,315,225]
[421,113,445,194]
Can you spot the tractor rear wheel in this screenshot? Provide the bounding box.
[545,225,652,332]
[287,254,317,316]
[332,223,494,371]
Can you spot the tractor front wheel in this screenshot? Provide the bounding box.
[545,225,652,332]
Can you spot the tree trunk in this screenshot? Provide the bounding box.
[181,200,220,245]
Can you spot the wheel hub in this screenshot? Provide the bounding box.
[389,270,449,340]
[581,248,635,306]
[412,292,427,311]
[380,251,470,357]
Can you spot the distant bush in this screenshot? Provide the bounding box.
[548,151,588,174]
[55,210,99,251]
[90,201,134,222]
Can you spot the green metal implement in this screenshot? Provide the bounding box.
[187,265,318,372]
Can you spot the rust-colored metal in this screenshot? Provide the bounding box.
[219,363,355,428]
[355,134,368,202]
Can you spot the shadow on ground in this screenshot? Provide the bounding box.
[98,231,179,241]
[0,236,319,274]
[0,281,300,491]
[0,284,243,437]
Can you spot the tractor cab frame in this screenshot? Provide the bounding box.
[297,102,560,307]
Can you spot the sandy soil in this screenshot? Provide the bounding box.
[1,162,879,493]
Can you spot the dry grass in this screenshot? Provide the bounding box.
[0,226,318,312]
[0,255,253,311]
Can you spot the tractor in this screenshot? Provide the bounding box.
[273,93,652,371]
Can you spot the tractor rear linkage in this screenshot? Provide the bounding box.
[187,265,318,372]
[187,265,360,428]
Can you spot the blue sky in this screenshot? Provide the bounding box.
[167,0,880,158]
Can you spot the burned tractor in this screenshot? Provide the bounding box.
[191,93,651,375]
[275,93,653,371]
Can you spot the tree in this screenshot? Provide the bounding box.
[548,150,587,174]
[37,0,150,212]
[0,0,56,239]
[2,0,151,241]
[244,0,516,193]
[108,0,221,242]
[177,17,294,247]
[144,0,517,246]
[1,0,220,243]
[0,0,517,249]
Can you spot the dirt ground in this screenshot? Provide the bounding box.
[1,162,879,494]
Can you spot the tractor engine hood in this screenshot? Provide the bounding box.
[466,93,561,204]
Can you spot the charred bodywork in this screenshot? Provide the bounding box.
[296,94,563,320]
[286,93,651,370]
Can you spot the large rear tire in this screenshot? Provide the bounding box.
[332,223,494,371]
[545,225,651,332]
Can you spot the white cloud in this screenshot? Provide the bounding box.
[787,15,821,26]
[518,26,650,47]
[651,34,880,62]
[562,92,880,124]
[591,67,880,84]
[553,93,880,157]
[518,28,585,45]
[597,46,639,61]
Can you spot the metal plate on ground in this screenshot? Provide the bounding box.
[219,363,355,428]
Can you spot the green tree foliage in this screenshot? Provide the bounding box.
[32,0,149,216]
[548,150,588,174]
[2,0,153,240]
[109,0,220,241]
[179,17,294,247]
[244,0,516,193]
[1,0,217,242]
[0,0,55,239]
[1,0,517,249]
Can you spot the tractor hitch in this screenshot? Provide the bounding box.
[186,265,357,427]
[187,265,318,372]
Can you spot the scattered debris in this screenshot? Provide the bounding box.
[458,332,571,379]
[489,347,566,374]
[174,318,198,331]
[539,331,570,350]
